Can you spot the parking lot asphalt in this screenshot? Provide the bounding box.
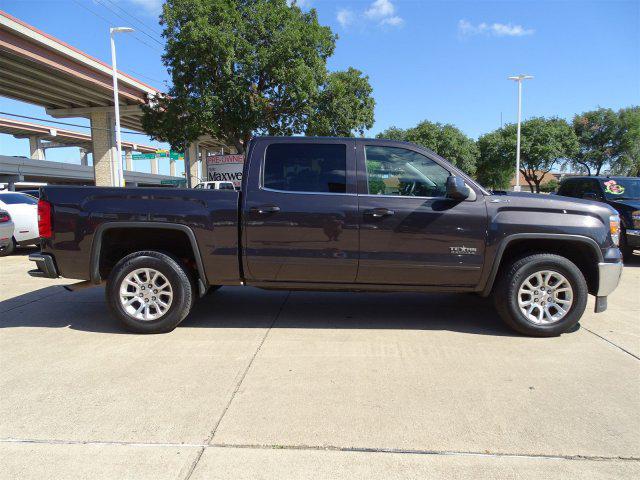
[1,249,639,479]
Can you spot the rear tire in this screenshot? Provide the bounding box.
[0,237,16,257]
[106,251,193,333]
[493,253,588,337]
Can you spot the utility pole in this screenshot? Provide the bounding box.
[508,75,533,192]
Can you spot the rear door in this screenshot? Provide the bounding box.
[242,138,359,283]
[355,142,487,286]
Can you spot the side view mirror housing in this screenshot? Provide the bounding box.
[446,176,470,201]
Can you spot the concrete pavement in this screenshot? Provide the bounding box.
[1,250,638,479]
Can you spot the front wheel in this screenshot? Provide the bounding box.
[106,251,194,333]
[493,253,588,337]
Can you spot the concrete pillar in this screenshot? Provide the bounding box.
[201,149,209,181]
[90,111,119,186]
[150,157,159,175]
[169,158,176,177]
[29,136,45,160]
[125,149,133,172]
[187,142,200,187]
[79,148,89,166]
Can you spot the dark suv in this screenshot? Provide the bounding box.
[557,176,640,259]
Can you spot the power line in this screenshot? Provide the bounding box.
[95,0,165,48]
[0,111,151,136]
[102,0,164,37]
[71,0,163,54]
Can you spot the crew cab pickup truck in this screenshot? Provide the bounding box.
[29,137,624,337]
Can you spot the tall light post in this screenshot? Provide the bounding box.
[508,74,533,192]
[110,27,134,187]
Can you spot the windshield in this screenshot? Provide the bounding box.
[0,193,38,205]
[600,178,640,200]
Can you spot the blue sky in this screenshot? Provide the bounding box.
[0,0,638,175]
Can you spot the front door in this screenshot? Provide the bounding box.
[356,143,487,286]
[243,139,359,283]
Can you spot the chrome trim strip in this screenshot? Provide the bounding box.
[626,229,640,237]
[596,261,623,297]
[260,187,352,196]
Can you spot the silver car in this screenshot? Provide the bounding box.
[0,209,15,256]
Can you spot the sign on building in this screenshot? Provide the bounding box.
[206,154,244,187]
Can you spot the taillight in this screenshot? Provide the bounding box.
[0,212,10,223]
[38,199,52,238]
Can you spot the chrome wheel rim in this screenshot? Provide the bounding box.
[517,270,573,324]
[119,268,173,321]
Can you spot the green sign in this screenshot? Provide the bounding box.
[160,179,186,187]
[132,153,155,160]
[132,151,184,161]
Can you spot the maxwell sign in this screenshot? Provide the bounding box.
[206,154,244,187]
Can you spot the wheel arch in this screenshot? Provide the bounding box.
[482,233,603,297]
[90,222,208,290]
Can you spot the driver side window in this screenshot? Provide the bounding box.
[364,146,450,197]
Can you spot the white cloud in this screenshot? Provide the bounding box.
[363,0,403,27]
[458,19,534,37]
[380,16,404,27]
[365,0,395,19]
[336,9,354,28]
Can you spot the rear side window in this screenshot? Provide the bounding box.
[0,193,37,205]
[559,180,576,197]
[263,143,347,193]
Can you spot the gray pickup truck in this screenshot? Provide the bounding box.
[30,137,623,336]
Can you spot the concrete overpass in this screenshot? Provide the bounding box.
[0,117,175,174]
[0,155,184,188]
[0,10,227,187]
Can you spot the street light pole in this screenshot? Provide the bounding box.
[508,74,533,192]
[110,27,134,187]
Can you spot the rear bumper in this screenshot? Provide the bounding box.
[28,253,59,278]
[596,261,623,297]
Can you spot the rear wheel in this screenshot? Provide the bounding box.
[493,253,588,337]
[106,251,193,333]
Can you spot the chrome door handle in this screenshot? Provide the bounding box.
[364,208,395,218]
[251,205,280,214]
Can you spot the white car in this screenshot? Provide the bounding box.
[0,209,15,256]
[194,181,236,190]
[0,191,39,254]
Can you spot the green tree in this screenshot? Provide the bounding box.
[616,106,640,176]
[306,68,375,137]
[519,118,578,192]
[540,178,559,193]
[476,118,578,193]
[377,121,478,174]
[571,108,622,175]
[142,0,373,152]
[476,129,514,190]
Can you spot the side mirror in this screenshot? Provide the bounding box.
[582,192,600,201]
[446,176,470,201]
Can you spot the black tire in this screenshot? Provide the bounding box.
[493,253,588,337]
[0,237,16,257]
[106,251,193,333]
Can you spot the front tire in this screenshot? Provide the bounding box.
[106,251,193,333]
[493,253,588,337]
